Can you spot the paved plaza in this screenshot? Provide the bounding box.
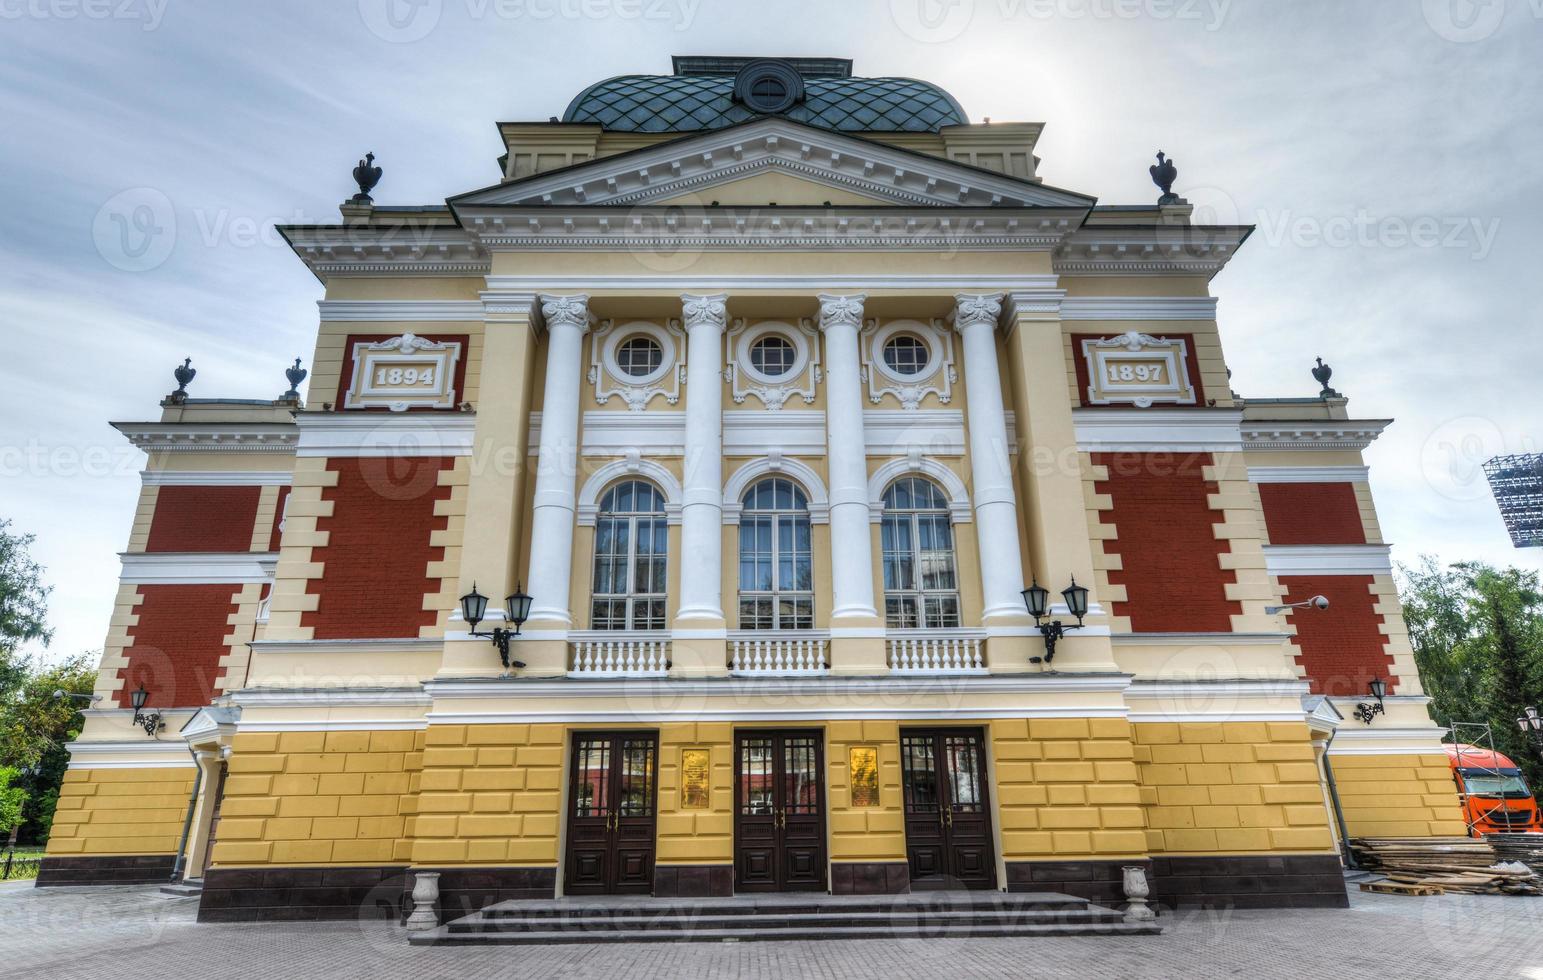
[2,879,1541,980]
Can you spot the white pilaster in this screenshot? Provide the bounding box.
[952,292,1029,622]
[677,293,727,623]
[818,293,879,622]
[525,293,592,626]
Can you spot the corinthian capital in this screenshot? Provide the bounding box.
[680,293,728,332]
[539,293,593,332]
[950,292,1005,332]
[816,293,867,332]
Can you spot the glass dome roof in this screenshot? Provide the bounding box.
[563,71,968,134]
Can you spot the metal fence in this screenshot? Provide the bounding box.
[0,851,43,880]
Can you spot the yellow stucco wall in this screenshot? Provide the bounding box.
[993,717,1147,860]
[1329,753,1468,837]
[1134,722,1336,854]
[46,767,196,856]
[210,731,419,866]
[657,723,735,865]
[412,723,564,866]
[828,721,907,863]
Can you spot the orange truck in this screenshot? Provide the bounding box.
[1444,744,1543,835]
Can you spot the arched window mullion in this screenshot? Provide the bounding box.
[736,477,814,631]
[591,480,667,631]
[881,477,961,630]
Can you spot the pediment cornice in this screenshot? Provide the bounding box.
[451,117,1095,212]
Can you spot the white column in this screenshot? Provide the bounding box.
[818,293,879,622]
[525,293,592,626]
[676,293,727,623]
[952,292,1029,622]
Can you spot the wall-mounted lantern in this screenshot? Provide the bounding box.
[1021,577,1090,665]
[1353,678,1387,725]
[459,583,533,671]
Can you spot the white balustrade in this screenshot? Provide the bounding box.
[886,630,987,674]
[568,634,671,677]
[729,633,830,676]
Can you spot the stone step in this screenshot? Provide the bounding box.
[476,893,1091,921]
[159,880,203,898]
[448,908,1128,934]
[413,920,1160,946]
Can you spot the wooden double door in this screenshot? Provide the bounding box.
[734,730,827,892]
[900,728,997,890]
[564,731,659,895]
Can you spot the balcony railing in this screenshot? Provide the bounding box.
[729,631,830,676]
[886,629,988,674]
[568,632,671,678]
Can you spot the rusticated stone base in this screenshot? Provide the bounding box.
[1005,855,1348,910]
[198,866,562,922]
[423,866,558,920]
[1152,854,1348,909]
[198,866,408,922]
[830,862,912,895]
[1005,859,1142,905]
[652,865,733,898]
[36,854,177,886]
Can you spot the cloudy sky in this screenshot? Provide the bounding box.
[2,0,1539,662]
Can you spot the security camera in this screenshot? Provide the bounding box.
[1265,595,1331,615]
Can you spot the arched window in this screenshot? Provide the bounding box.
[880,477,961,629]
[737,478,813,630]
[591,479,668,631]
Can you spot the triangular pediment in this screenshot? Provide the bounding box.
[651,169,892,207]
[451,117,1095,212]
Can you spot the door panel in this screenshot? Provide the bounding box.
[565,732,658,895]
[901,729,996,890]
[735,730,827,892]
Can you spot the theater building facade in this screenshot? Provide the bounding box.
[42,56,1466,917]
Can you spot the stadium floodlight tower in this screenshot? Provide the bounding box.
[1484,453,1543,549]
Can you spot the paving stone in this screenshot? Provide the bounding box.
[1,879,1541,979]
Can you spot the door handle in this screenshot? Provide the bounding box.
[777,809,786,829]
[944,809,954,828]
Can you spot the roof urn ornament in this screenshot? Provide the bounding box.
[351,152,383,204]
[283,358,308,400]
[1312,357,1341,398]
[169,357,196,402]
[1150,151,1180,206]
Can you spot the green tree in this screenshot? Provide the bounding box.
[1401,558,1543,787]
[0,769,24,841]
[0,520,51,665]
[0,653,95,845]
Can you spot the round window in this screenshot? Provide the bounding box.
[882,335,931,377]
[749,335,797,378]
[734,60,804,114]
[616,336,663,378]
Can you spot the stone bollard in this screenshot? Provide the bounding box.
[1122,865,1157,922]
[405,871,441,932]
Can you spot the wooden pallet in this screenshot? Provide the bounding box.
[1360,881,1445,896]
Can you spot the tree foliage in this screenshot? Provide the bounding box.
[1401,557,1543,787]
[0,769,24,839]
[0,520,51,668]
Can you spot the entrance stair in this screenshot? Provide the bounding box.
[409,890,1160,945]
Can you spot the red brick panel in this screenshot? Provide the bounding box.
[116,584,239,708]
[1096,452,1241,633]
[303,457,452,640]
[146,486,262,553]
[268,485,292,552]
[1280,575,1396,696]
[1258,483,1366,545]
